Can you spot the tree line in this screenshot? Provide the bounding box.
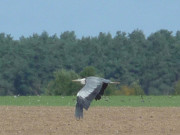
[0,29,180,96]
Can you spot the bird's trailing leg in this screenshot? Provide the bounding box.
[110,81,120,84]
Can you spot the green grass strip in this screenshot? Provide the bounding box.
[0,96,179,107]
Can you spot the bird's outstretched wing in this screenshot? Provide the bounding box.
[95,83,108,100]
[75,77,102,119]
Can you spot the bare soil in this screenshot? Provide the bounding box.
[0,106,180,135]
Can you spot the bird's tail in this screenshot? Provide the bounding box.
[75,102,83,119]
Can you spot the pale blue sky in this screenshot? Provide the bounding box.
[0,0,180,39]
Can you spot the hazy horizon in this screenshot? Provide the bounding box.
[1,0,180,39]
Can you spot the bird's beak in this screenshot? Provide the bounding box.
[72,79,80,82]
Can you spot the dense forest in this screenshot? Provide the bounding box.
[0,29,180,96]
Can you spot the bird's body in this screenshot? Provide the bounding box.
[72,76,119,119]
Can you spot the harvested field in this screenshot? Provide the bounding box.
[0,106,180,135]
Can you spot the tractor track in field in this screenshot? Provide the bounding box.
[0,106,180,135]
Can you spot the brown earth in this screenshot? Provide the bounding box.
[0,106,180,135]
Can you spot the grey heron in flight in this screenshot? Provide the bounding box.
[72,76,119,119]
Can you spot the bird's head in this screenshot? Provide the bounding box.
[72,78,86,85]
